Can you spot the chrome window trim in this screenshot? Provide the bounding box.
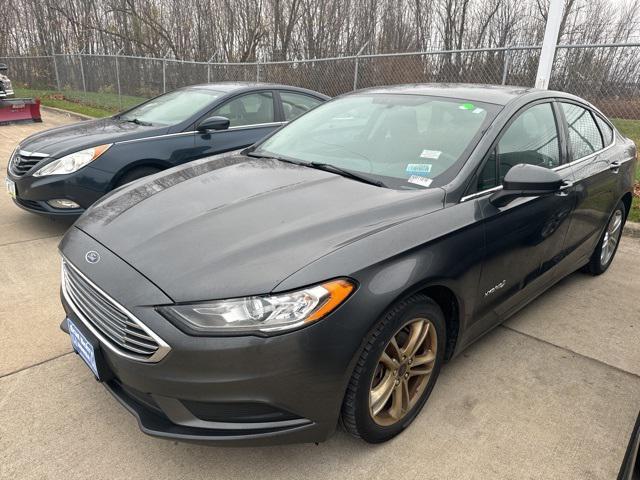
[61,256,171,363]
[461,121,619,203]
[226,121,287,131]
[116,122,286,146]
[116,131,198,145]
[460,185,503,202]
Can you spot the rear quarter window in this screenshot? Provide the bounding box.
[594,115,614,146]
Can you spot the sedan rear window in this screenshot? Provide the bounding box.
[119,89,224,126]
[254,94,499,189]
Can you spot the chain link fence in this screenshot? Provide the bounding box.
[1,43,639,119]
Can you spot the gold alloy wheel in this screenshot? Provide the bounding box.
[369,318,437,426]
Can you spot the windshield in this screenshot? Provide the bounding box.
[119,88,224,126]
[254,93,499,189]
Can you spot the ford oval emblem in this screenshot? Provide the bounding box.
[85,251,100,264]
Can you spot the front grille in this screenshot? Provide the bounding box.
[62,259,170,362]
[9,151,47,177]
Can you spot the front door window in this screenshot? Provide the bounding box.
[212,92,275,127]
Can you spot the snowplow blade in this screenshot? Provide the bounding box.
[0,98,42,125]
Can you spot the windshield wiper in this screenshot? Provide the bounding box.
[247,152,309,167]
[248,152,385,187]
[308,162,385,187]
[123,118,152,126]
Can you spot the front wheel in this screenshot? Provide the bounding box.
[341,294,445,443]
[584,200,626,275]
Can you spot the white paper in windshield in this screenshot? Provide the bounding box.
[420,149,441,159]
[408,175,433,187]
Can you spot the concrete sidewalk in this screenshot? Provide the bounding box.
[1,113,639,480]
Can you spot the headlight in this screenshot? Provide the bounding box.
[157,279,355,335]
[33,144,112,176]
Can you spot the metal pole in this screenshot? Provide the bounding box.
[52,53,61,91]
[207,55,215,83]
[162,59,167,93]
[353,41,369,91]
[256,61,260,82]
[501,48,511,85]
[78,52,87,97]
[353,58,359,91]
[535,0,565,89]
[162,50,170,93]
[115,48,124,109]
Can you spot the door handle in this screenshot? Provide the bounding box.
[556,181,574,196]
[609,161,621,173]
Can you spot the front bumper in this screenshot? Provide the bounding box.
[7,165,112,217]
[59,229,367,445]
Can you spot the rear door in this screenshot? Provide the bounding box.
[193,91,284,158]
[468,101,576,330]
[555,102,623,274]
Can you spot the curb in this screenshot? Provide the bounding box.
[624,220,640,238]
[40,105,95,121]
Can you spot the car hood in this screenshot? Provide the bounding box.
[18,117,167,157]
[74,154,445,302]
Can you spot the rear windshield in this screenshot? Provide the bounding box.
[254,93,499,189]
[119,88,223,126]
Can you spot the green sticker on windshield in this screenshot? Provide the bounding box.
[459,102,475,110]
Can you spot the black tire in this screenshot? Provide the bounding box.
[584,200,626,276]
[341,294,446,443]
[114,166,162,188]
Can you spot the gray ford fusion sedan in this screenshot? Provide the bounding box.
[58,84,636,445]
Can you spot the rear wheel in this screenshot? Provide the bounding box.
[341,294,445,443]
[114,166,162,188]
[584,200,626,275]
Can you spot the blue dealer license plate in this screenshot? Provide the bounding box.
[68,318,100,379]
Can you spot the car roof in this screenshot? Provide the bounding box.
[351,83,573,106]
[185,82,330,98]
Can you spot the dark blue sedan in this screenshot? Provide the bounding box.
[5,83,328,216]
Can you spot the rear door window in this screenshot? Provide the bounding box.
[561,103,604,159]
[280,92,323,121]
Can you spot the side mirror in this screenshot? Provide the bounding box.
[197,116,230,132]
[489,164,564,207]
[0,64,7,72]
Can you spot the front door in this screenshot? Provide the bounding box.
[193,91,283,159]
[470,101,576,330]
